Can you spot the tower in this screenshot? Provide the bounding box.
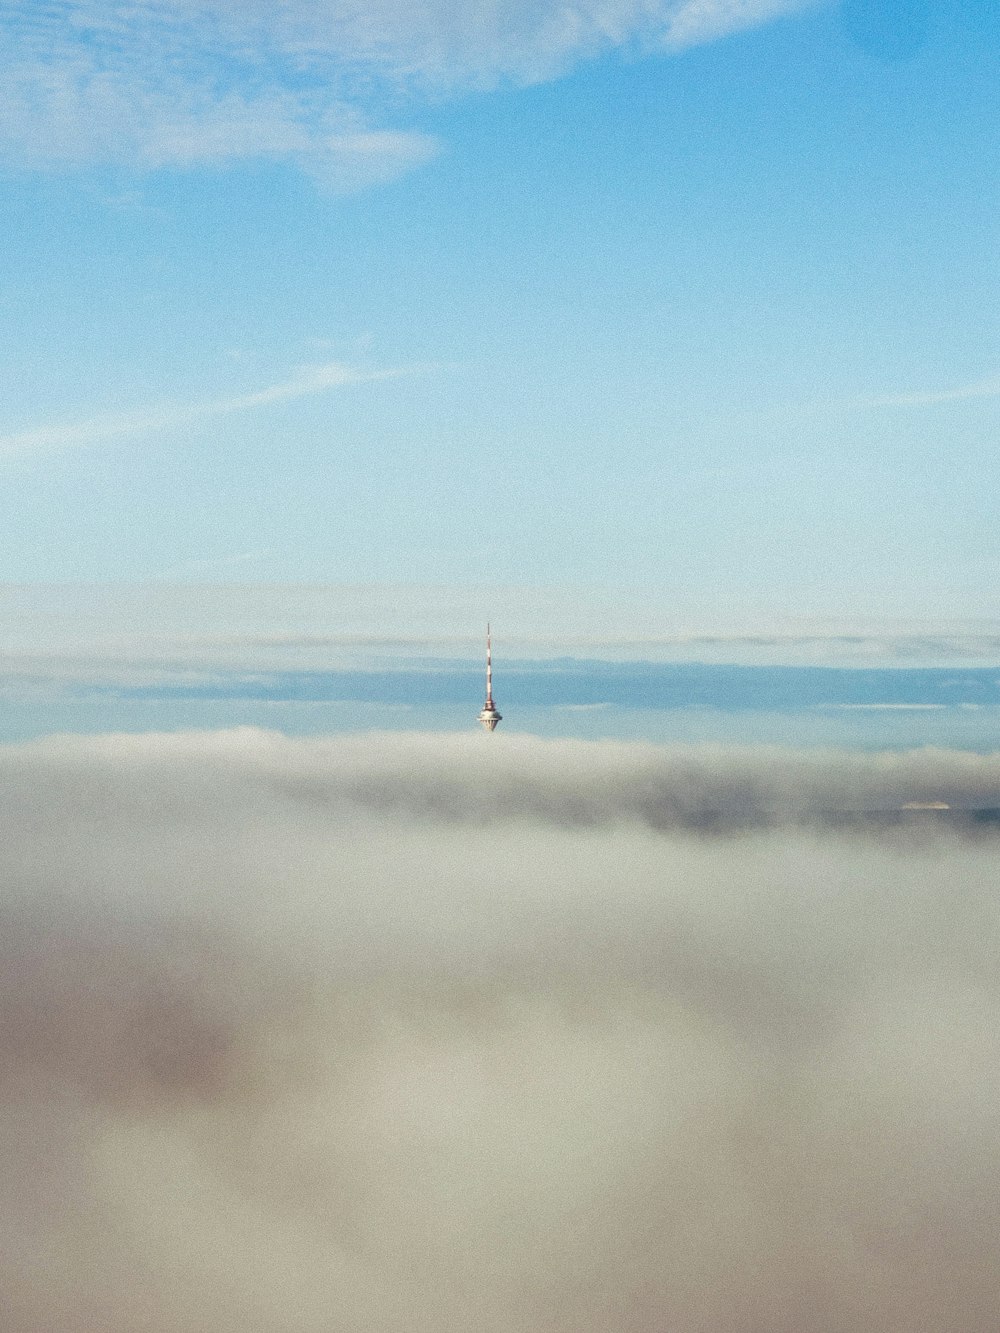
[477,625,502,732]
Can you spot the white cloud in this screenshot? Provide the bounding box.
[0,0,817,180]
[0,360,407,457]
[2,728,1000,1331]
[660,0,813,50]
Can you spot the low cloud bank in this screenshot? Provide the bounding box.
[9,727,1000,831]
[3,729,1000,1331]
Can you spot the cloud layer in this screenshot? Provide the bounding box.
[0,0,814,181]
[2,585,1000,681]
[3,727,1000,1330]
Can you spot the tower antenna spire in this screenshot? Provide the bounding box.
[478,624,502,731]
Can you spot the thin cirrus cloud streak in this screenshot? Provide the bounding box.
[0,0,818,183]
[757,373,1000,426]
[0,361,408,458]
[863,376,1000,409]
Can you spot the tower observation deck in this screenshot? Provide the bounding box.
[478,626,502,731]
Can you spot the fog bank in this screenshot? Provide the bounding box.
[3,729,999,1332]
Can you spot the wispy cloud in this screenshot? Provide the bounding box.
[864,376,1000,409]
[0,1,817,182]
[156,550,273,581]
[660,0,815,50]
[0,361,406,458]
[761,373,1000,426]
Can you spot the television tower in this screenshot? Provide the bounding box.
[478,624,502,731]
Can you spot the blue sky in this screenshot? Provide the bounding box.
[1,0,998,620]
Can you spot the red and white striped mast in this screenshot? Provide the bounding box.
[478,623,502,731]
